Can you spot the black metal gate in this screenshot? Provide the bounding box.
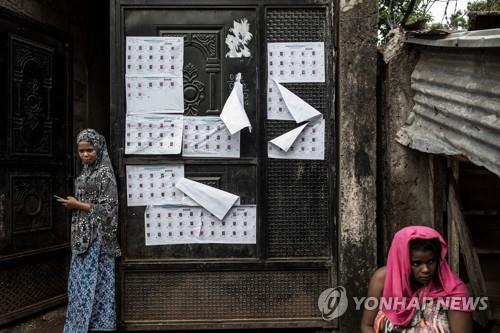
[0,7,72,326]
[110,1,335,330]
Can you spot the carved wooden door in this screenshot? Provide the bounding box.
[111,1,335,331]
[0,9,72,325]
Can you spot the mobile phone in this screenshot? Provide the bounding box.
[53,195,64,200]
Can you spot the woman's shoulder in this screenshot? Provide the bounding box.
[373,266,386,280]
[95,166,117,182]
[370,266,387,289]
[364,266,386,298]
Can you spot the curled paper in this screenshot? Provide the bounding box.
[175,177,240,220]
[273,79,322,123]
[220,73,252,135]
[268,117,325,160]
[269,123,308,152]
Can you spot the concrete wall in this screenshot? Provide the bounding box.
[337,0,378,330]
[379,43,437,261]
[337,25,438,330]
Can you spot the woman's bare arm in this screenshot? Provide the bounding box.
[56,196,91,211]
[360,267,386,333]
[448,310,472,333]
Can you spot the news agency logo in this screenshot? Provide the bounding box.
[317,286,348,321]
[318,286,488,321]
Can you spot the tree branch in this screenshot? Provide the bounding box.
[401,0,419,26]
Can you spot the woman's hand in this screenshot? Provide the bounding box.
[56,196,91,211]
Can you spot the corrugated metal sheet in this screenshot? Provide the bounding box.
[396,47,500,177]
[407,28,500,47]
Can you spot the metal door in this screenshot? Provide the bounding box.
[111,1,335,330]
[0,7,72,326]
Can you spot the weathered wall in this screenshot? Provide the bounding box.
[379,43,436,260]
[337,0,378,331]
[0,0,110,140]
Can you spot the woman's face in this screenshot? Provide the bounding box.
[410,249,438,285]
[78,141,97,165]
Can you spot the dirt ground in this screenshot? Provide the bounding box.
[0,307,66,333]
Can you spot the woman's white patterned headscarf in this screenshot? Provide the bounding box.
[76,129,114,175]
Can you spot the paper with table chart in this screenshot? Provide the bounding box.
[182,116,240,158]
[267,42,325,83]
[125,77,184,114]
[126,37,183,77]
[268,117,325,160]
[269,123,308,152]
[126,165,196,206]
[144,205,256,245]
[125,115,183,155]
[267,79,322,122]
[220,73,251,135]
[266,78,294,121]
[175,177,240,220]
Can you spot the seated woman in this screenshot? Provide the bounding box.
[361,226,473,333]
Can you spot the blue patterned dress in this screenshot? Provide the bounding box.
[64,240,116,332]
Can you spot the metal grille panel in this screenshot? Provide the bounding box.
[123,270,329,321]
[266,9,327,41]
[265,9,330,258]
[0,255,68,314]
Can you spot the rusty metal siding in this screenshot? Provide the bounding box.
[407,28,500,48]
[396,46,500,177]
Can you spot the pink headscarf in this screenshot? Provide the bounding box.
[382,226,472,326]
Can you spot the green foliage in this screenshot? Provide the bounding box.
[468,0,488,11]
[378,0,500,43]
[428,22,445,29]
[467,0,500,11]
[448,10,467,29]
[378,0,433,43]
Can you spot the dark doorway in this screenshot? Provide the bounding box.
[0,7,72,326]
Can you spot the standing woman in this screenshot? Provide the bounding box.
[56,129,121,332]
[361,226,473,333]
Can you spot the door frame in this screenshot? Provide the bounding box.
[110,0,337,330]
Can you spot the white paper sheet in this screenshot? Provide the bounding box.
[199,205,256,243]
[144,206,202,245]
[182,116,240,158]
[126,165,196,206]
[175,177,239,220]
[126,37,183,77]
[144,205,256,245]
[267,42,325,83]
[225,19,253,58]
[268,117,325,160]
[269,123,308,152]
[266,79,294,121]
[125,115,183,155]
[220,73,251,134]
[125,77,184,114]
[273,80,321,123]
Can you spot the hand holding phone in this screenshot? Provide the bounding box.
[53,195,65,200]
